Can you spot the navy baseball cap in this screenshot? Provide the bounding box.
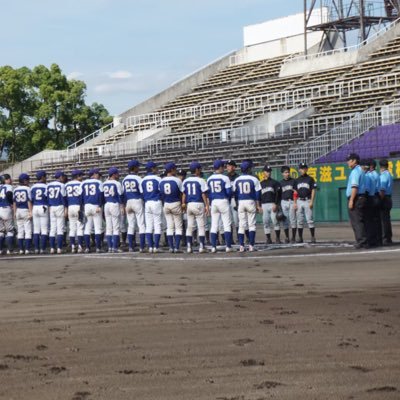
[189,161,202,171]
[240,160,252,172]
[263,165,272,172]
[36,170,47,180]
[88,168,101,177]
[281,165,290,172]
[54,170,66,179]
[108,167,119,176]
[213,159,226,169]
[145,161,157,170]
[71,169,83,177]
[346,153,360,162]
[298,162,308,169]
[128,160,141,169]
[19,173,30,182]
[165,162,177,172]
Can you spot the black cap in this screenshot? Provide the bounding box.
[361,159,370,167]
[227,160,237,167]
[346,153,360,162]
[379,159,389,168]
[177,168,187,177]
[281,165,290,173]
[3,173,11,180]
[370,159,377,168]
[263,165,272,172]
[298,162,308,169]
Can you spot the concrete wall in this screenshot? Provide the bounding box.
[118,51,235,120]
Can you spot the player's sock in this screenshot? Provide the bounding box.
[33,234,40,251]
[128,234,134,249]
[245,230,250,241]
[249,231,256,246]
[310,227,315,238]
[298,228,303,241]
[26,238,32,251]
[167,235,174,249]
[70,236,76,247]
[210,233,217,248]
[224,231,232,248]
[175,234,182,249]
[139,233,146,250]
[49,236,56,249]
[266,234,272,244]
[57,235,63,250]
[186,236,193,246]
[291,228,297,241]
[132,233,137,248]
[284,229,289,240]
[84,235,91,250]
[199,236,205,247]
[41,235,48,251]
[6,236,13,252]
[95,234,102,250]
[121,232,127,244]
[146,233,154,249]
[0,234,4,251]
[113,235,119,250]
[275,230,281,241]
[78,236,84,247]
[154,234,161,249]
[238,233,245,247]
[18,239,24,251]
[205,230,210,245]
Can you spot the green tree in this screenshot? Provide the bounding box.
[0,63,113,162]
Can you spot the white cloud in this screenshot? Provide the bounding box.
[108,70,132,79]
[67,71,84,80]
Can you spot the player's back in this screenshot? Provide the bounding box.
[234,175,260,201]
[160,176,182,203]
[122,174,143,201]
[0,184,13,207]
[207,173,231,201]
[65,180,82,206]
[13,186,31,209]
[141,174,161,202]
[81,178,103,205]
[103,180,123,204]
[183,177,207,203]
[47,181,66,206]
[31,183,48,206]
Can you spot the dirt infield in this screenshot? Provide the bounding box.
[0,225,399,400]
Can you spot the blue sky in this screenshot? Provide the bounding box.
[1,0,300,116]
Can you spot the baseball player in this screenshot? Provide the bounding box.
[182,162,209,253]
[141,161,162,253]
[31,170,49,254]
[379,159,393,246]
[122,160,146,252]
[13,173,33,255]
[103,167,124,253]
[0,174,14,255]
[233,161,262,252]
[260,165,281,244]
[280,166,297,243]
[48,171,67,254]
[159,162,184,253]
[226,160,239,242]
[65,169,84,253]
[207,159,233,253]
[293,162,316,243]
[82,168,104,253]
[346,153,368,248]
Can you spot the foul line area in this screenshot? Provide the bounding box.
[1,242,399,262]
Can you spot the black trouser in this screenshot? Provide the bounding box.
[371,195,382,246]
[364,196,374,246]
[380,196,393,242]
[348,196,368,246]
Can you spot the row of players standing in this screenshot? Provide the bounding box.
[0,159,317,254]
[346,154,394,248]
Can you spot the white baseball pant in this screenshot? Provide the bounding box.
[16,209,32,239]
[32,205,49,235]
[126,199,145,235]
[281,200,297,229]
[262,203,279,234]
[296,199,314,229]
[145,200,162,234]
[210,199,231,234]
[238,200,257,234]
[186,203,206,237]
[84,204,103,235]
[163,202,183,236]
[49,205,65,237]
[68,205,84,237]
[0,207,14,238]
[104,203,121,236]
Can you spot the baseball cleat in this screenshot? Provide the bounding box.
[50,248,55,254]
[25,250,31,255]
[153,248,159,254]
[211,247,217,253]
[225,247,233,253]
[186,246,192,254]
[95,248,102,253]
[77,246,83,253]
[84,248,90,254]
[148,247,153,253]
[169,248,174,253]
[19,250,24,255]
[248,245,255,252]
[57,248,62,254]
[239,245,245,253]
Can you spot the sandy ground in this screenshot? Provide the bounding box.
[0,225,399,400]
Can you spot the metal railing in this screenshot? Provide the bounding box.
[286,107,381,165]
[381,98,400,125]
[67,122,114,150]
[283,17,400,65]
